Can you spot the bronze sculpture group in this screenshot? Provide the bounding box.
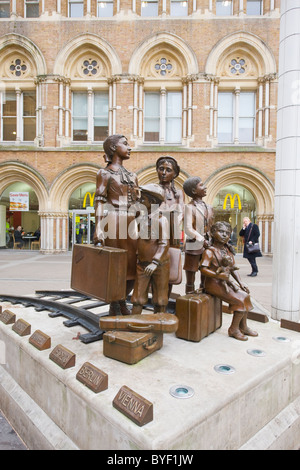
[93,134,258,342]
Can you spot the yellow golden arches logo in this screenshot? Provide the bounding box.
[223,193,242,210]
[83,192,95,208]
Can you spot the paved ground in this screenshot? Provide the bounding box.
[0,248,273,450]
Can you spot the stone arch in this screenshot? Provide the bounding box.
[205,31,277,77]
[129,32,199,77]
[0,161,49,210]
[0,33,47,77]
[49,163,100,211]
[53,33,122,78]
[204,164,274,216]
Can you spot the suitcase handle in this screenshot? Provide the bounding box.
[128,324,154,332]
[143,337,157,350]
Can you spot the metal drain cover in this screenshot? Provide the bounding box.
[247,349,266,357]
[214,364,235,375]
[273,336,290,343]
[169,385,194,399]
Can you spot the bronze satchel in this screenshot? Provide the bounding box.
[168,247,182,285]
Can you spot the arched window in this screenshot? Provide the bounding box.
[205,32,277,148]
[0,49,37,143]
[54,35,122,145]
[128,33,198,147]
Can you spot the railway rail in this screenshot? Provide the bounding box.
[0,290,176,344]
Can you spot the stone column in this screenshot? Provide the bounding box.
[271,0,300,321]
[39,212,69,253]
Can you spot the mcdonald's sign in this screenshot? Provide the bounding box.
[223,193,242,210]
[83,192,95,208]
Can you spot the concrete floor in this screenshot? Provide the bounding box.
[0,248,273,450]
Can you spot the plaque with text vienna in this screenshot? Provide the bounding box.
[12,318,31,336]
[49,344,76,369]
[113,385,153,426]
[76,362,108,393]
[29,330,51,351]
[0,309,16,325]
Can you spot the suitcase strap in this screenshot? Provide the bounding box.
[143,336,158,351]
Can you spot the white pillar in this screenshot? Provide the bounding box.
[188,80,193,137]
[271,0,300,321]
[16,88,21,142]
[160,87,166,144]
[234,87,240,144]
[258,79,263,139]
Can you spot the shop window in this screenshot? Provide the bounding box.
[72,91,109,142]
[141,0,158,16]
[25,0,39,17]
[216,0,232,16]
[68,0,84,17]
[217,91,256,144]
[247,0,262,15]
[97,0,113,17]
[144,90,182,144]
[0,90,36,142]
[170,0,188,16]
[0,0,10,17]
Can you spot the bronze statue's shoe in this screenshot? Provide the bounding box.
[228,328,248,341]
[119,300,132,316]
[109,301,121,315]
[240,327,258,337]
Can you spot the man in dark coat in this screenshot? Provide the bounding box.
[239,217,262,277]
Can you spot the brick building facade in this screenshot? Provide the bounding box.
[0,0,280,253]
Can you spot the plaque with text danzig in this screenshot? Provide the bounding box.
[49,344,76,369]
[0,309,16,325]
[76,362,108,393]
[12,319,31,336]
[29,330,51,351]
[113,385,153,426]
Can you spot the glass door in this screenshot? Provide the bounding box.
[69,210,95,249]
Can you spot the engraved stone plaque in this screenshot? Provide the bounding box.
[12,318,31,336]
[113,385,153,426]
[49,344,76,369]
[29,330,51,351]
[0,309,16,325]
[76,362,108,393]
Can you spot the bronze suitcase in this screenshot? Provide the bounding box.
[71,244,127,302]
[103,330,163,364]
[175,293,222,342]
[100,313,178,334]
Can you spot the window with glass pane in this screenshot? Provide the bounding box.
[141,0,158,17]
[246,0,262,15]
[23,91,36,141]
[216,0,232,16]
[94,92,109,141]
[0,0,10,17]
[166,92,182,143]
[97,0,113,17]
[69,0,84,17]
[73,93,88,141]
[239,92,255,143]
[217,93,233,143]
[2,93,17,141]
[170,0,188,16]
[25,0,39,17]
[144,93,160,142]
